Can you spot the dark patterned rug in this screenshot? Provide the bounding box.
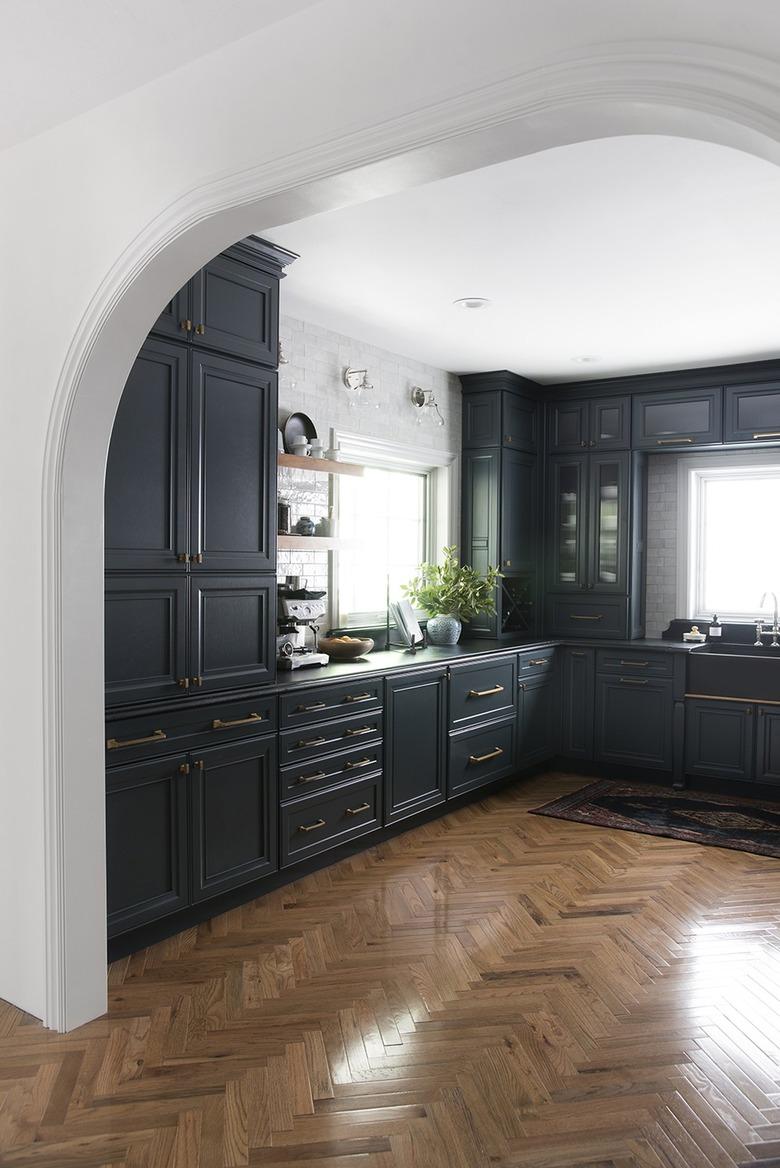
[530,780,780,858]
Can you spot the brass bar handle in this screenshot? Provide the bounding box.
[345,803,370,816]
[468,684,505,698]
[619,660,648,666]
[298,818,326,833]
[570,651,586,657]
[619,677,648,685]
[180,318,193,332]
[343,693,372,703]
[295,736,327,749]
[469,746,504,765]
[195,323,206,335]
[295,770,327,785]
[297,702,326,713]
[527,659,548,666]
[177,553,190,563]
[106,728,166,750]
[192,553,204,564]
[344,725,373,737]
[211,713,263,730]
[656,437,694,445]
[345,756,375,770]
[570,614,603,621]
[753,432,780,439]
[191,676,204,687]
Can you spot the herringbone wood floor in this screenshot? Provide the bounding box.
[2,772,780,1168]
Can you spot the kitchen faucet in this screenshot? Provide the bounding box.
[757,592,780,648]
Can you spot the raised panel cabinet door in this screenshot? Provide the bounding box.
[587,452,629,593]
[724,383,780,443]
[500,450,538,572]
[106,754,189,937]
[190,252,279,365]
[560,647,595,759]
[502,393,538,452]
[757,706,780,783]
[548,401,588,452]
[385,669,446,824]
[633,389,723,449]
[589,396,631,450]
[105,339,189,571]
[151,283,193,342]
[684,699,754,780]
[547,455,588,591]
[190,353,277,571]
[189,575,275,691]
[595,677,673,770]
[191,736,278,902]
[461,449,499,635]
[518,675,557,766]
[462,391,500,447]
[105,575,188,707]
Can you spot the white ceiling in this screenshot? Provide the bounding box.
[0,0,322,150]
[267,135,780,383]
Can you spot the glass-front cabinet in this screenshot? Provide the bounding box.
[548,453,628,594]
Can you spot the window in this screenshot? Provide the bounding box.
[331,432,457,627]
[681,454,780,621]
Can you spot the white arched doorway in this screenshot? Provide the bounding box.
[42,45,780,1030]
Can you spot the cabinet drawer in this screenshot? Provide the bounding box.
[448,719,516,798]
[106,695,278,763]
[281,740,383,800]
[280,678,383,728]
[518,648,556,678]
[279,709,383,765]
[449,657,517,730]
[281,775,382,866]
[546,596,627,638]
[595,650,672,678]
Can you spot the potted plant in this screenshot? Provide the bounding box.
[402,546,502,645]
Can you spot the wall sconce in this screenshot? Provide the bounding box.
[343,367,378,409]
[410,385,445,427]
[278,339,289,365]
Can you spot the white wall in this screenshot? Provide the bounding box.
[2,0,780,1027]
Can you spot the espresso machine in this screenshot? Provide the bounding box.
[277,582,329,670]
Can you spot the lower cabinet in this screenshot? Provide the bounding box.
[448,719,516,797]
[106,754,190,937]
[518,675,557,766]
[757,706,780,783]
[595,676,672,770]
[685,699,754,781]
[560,647,595,759]
[191,736,277,902]
[281,774,382,866]
[385,669,447,824]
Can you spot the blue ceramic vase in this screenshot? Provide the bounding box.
[426,613,462,646]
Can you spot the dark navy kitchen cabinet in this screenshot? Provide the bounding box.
[190,736,278,902]
[595,676,673,770]
[633,388,722,449]
[724,382,780,444]
[152,285,193,341]
[548,396,630,452]
[560,647,595,759]
[547,452,629,593]
[191,249,279,366]
[105,575,189,706]
[106,755,190,937]
[518,674,557,766]
[501,450,537,572]
[461,374,539,452]
[547,454,588,591]
[685,699,754,781]
[385,669,447,824]
[502,392,538,452]
[104,339,189,572]
[757,706,780,784]
[461,449,500,635]
[189,353,277,571]
[189,575,276,692]
[462,391,501,448]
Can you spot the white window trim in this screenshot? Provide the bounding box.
[329,429,459,627]
[677,449,780,621]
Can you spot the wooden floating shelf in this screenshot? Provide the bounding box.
[278,453,363,477]
[278,534,349,551]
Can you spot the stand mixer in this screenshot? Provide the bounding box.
[277,588,329,669]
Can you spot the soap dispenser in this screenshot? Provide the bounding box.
[709,614,722,640]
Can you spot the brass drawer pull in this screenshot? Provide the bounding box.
[345,803,370,816]
[753,432,780,439]
[295,736,327,749]
[345,756,375,770]
[468,684,505,698]
[106,728,166,750]
[527,658,549,666]
[343,693,372,703]
[295,770,327,785]
[195,323,206,335]
[619,660,648,667]
[192,553,204,564]
[469,746,504,765]
[570,651,586,657]
[297,702,326,713]
[344,725,373,737]
[298,819,326,833]
[212,713,263,730]
[570,614,603,621]
[656,436,694,445]
[619,677,648,685]
[180,318,193,332]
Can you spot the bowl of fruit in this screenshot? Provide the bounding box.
[318,634,375,661]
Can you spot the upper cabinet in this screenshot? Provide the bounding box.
[461,373,539,452]
[724,382,780,444]
[632,388,722,449]
[547,452,630,594]
[151,237,296,367]
[547,396,630,452]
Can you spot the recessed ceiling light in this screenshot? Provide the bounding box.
[571,355,599,364]
[453,297,491,310]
